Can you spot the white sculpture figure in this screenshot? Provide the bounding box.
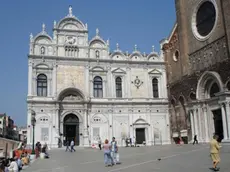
[96,28,99,36]
[42,23,46,32]
[134,44,137,51]
[106,39,110,46]
[69,5,73,16]
[126,51,128,56]
[41,46,45,55]
[143,52,146,57]
[54,20,57,28]
[116,43,119,50]
[152,45,155,52]
[85,23,88,29]
[30,33,33,42]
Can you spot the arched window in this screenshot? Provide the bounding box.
[152,78,159,98]
[115,77,122,98]
[37,74,47,97]
[93,76,103,98]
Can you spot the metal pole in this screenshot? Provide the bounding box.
[32,125,35,154]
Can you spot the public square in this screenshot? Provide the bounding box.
[24,144,230,172]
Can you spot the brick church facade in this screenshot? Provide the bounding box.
[161,0,230,143]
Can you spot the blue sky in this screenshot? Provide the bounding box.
[0,0,176,126]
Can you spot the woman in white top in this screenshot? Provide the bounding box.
[8,158,18,172]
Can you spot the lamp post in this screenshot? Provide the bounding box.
[31,111,36,154]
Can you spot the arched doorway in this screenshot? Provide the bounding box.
[63,114,80,146]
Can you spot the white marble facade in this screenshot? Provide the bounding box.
[27,6,171,148]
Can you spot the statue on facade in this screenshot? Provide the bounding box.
[41,46,45,55]
[42,23,46,33]
[96,28,99,36]
[30,33,33,42]
[69,5,73,16]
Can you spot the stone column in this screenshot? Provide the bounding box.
[221,103,228,140]
[28,63,33,96]
[147,109,152,145]
[52,64,57,97]
[190,110,195,140]
[126,67,131,98]
[225,101,230,139]
[203,107,209,142]
[197,107,203,142]
[85,65,89,97]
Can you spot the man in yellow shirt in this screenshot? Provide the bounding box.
[210,135,221,171]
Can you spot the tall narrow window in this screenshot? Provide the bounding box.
[93,76,103,98]
[41,46,45,55]
[37,74,47,97]
[152,78,159,98]
[116,77,122,98]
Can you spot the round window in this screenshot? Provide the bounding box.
[173,50,179,62]
[192,0,217,40]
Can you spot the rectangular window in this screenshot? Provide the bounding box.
[93,127,100,141]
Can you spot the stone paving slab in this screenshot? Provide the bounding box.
[23,144,230,172]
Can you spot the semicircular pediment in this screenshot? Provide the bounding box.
[58,88,85,101]
[57,17,86,30]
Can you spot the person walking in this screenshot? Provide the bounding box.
[98,137,102,150]
[210,135,221,171]
[193,135,198,145]
[70,139,76,152]
[103,139,113,167]
[111,137,118,165]
[65,140,71,152]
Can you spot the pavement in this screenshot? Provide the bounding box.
[23,144,230,172]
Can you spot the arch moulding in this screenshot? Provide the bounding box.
[196,71,224,100]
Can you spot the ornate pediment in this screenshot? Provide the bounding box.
[112,68,126,74]
[148,69,162,75]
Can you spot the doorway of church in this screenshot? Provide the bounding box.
[212,109,223,142]
[136,128,146,144]
[63,114,80,146]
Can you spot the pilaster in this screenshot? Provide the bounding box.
[28,63,33,96]
[197,106,203,142]
[189,110,195,139]
[220,103,228,140]
[126,67,131,98]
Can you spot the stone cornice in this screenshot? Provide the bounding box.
[28,55,165,65]
[27,98,168,105]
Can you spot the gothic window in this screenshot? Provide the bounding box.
[93,76,103,98]
[37,74,47,97]
[115,77,122,98]
[196,1,216,37]
[209,82,219,97]
[40,46,45,55]
[152,78,159,98]
[65,46,78,57]
[95,50,100,58]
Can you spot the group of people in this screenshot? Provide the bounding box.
[35,142,49,158]
[102,137,120,167]
[65,139,76,152]
[0,152,30,172]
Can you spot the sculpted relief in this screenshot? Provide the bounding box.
[65,36,77,45]
[62,94,83,101]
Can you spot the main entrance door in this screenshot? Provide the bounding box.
[63,114,79,146]
[136,128,146,144]
[212,109,223,142]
